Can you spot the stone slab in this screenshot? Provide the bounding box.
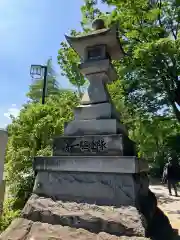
[33,172,142,206]
[33,156,149,173]
[53,134,136,156]
[79,59,117,83]
[0,180,5,215]
[64,119,128,136]
[0,130,8,182]
[53,134,123,156]
[22,194,147,237]
[73,102,121,120]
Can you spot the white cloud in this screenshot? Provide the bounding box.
[4,104,20,120]
[11,104,17,107]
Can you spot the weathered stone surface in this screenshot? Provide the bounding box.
[0,194,150,240]
[0,194,175,240]
[0,192,174,240]
[0,129,8,183]
[0,218,149,240]
[33,172,149,206]
[33,156,148,174]
[0,218,32,240]
[0,181,5,215]
[21,194,147,237]
[0,130,7,217]
[64,119,128,136]
[52,134,136,156]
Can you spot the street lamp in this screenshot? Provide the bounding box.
[30,64,48,104]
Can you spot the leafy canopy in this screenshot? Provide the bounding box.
[58,0,180,121]
[56,0,180,175]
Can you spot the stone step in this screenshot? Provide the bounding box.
[53,134,136,156]
[33,156,148,174]
[64,119,128,136]
[73,102,121,121]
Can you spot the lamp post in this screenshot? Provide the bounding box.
[30,64,48,104]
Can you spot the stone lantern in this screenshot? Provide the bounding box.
[64,19,127,136]
[33,19,149,208]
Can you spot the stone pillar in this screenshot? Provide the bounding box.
[81,75,111,105]
[64,66,128,136]
[0,129,8,215]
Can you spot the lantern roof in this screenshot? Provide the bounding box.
[65,19,124,61]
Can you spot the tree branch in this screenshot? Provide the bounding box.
[157,0,163,27]
[161,75,180,123]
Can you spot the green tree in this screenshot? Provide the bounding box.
[27,57,61,102]
[5,91,79,210]
[130,116,179,156]
[57,30,87,97]
[58,0,180,122]
[56,0,180,175]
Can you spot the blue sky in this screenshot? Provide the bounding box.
[0,0,109,127]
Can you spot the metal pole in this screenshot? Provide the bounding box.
[42,66,48,104]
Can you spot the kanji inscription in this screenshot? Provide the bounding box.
[63,139,107,153]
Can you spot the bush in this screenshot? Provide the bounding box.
[0,198,21,232]
[5,93,79,214]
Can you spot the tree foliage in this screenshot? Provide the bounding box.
[58,0,180,121]
[5,92,79,210]
[57,31,87,97]
[56,0,180,174]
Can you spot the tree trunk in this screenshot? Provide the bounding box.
[171,101,180,122]
[161,76,180,123]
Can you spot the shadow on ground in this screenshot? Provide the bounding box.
[155,193,180,205]
[149,178,163,185]
[150,178,180,186]
[167,210,180,215]
[150,178,180,205]
[150,178,180,236]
